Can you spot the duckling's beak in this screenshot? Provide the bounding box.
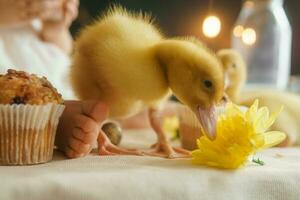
[195,105,217,140]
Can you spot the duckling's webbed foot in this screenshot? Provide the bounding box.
[144,107,191,159]
[145,142,191,158]
[97,123,141,156]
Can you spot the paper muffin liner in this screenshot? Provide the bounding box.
[0,104,65,165]
[177,104,241,150]
[176,104,202,150]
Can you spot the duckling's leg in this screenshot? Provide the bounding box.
[97,131,141,155]
[98,122,141,155]
[145,107,191,158]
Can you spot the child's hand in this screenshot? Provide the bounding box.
[40,0,79,54]
[0,0,63,26]
[42,0,79,29]
[63,0,79,27]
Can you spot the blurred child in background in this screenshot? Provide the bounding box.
[0,0,78,98]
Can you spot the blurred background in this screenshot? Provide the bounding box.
[71,0,300,76]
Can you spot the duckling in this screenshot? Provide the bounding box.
[70,7,225,158]
[217,49,299,146]
[217,49,247,102]
[239,90,299,146]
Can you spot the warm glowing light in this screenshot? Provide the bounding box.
[245,1,255,8]
[242,28,256,45]
[233,25,244,37]
[202,16,221,38]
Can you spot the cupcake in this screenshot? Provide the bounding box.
[176,104,203,150]
[0,69,65,165]
[177,104,232,150]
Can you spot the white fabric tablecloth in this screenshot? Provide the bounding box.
[1,130,300,200]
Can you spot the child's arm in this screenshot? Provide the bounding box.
[40,0,79,54]
[40,22,74,54]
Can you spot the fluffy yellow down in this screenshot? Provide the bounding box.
[192,100,286,169]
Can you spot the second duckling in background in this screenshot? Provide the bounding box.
[219,49,300,146]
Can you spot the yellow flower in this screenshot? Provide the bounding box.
[191,100,286,169]
[162,116,180,140]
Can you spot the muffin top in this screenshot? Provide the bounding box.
[0,69,64,105]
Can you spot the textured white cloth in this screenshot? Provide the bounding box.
[0,130,300,200]
[0,21,75,99]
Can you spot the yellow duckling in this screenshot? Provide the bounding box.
[71,7,225,158]
[239,90,299,146]
[217,49,247,102]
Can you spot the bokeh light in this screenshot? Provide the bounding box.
[202,15,221,38]
[233,25,244,37]
[242,28,256,45]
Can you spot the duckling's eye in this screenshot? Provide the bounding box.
[203,80,213,89]
[232,63,236,68]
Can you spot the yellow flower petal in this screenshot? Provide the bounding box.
[192,100,286,169]
[245,99,259,122]
[264,106,284,130]
[254,107,270,132]
[261,131,287,149]
[225,102,244,118]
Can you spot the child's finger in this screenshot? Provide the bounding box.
[63,0,79,25]
[65,146,84,158]
[81,101,108,123]
[66,0,79,19]
[69,137,91,155]
[73,127,98,145]
[74,114,100,133]
[65,0,80,8]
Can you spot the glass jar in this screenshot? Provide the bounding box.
[231,0,292,89]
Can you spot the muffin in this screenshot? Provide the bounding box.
[0,69,65,165]
[176,104,203,150]
[177,104,231,150]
